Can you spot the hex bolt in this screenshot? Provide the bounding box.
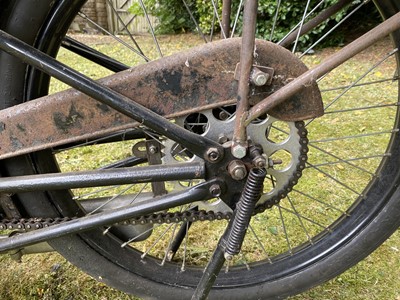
[268,158,283,167]
[231,142,247,159]
[234,168,246,180]
[250,68,269,87]
[228,160,248,181]
[206,147,220,162]
[209,184,222,197]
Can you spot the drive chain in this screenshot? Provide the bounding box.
[0,122,307,231]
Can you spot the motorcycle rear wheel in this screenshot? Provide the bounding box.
[1,1,400,299]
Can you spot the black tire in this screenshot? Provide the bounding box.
[0,1,400,299]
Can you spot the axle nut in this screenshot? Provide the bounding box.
[228,160,247,181]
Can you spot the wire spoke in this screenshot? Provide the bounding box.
[300,0,370,57]
[269,0,282,41]
[310,130,398,143]
[286,196,313,244]
[141,223,175,258]
[138,0,163,58]
[292,0,311,53]
[278,205,292,254]
[306,48,398,127]
[231,0,244,37]
[278,0,326,46]
[182,0,208,43]
[62,36,129,72]
[278,204,331,232]
[87,184,135,215]
[307,154,391,169]
[211,0,226,39]
[249,224,272,263]
[321,77,400,93]
[324,103,399,114]
[106,0,147,58]
[181,221,190,271]
[308,143,375,176]
[322,48,398,111]
[306,162,362,196]
[161,222,180,266]
[120,224,161,246]
[292,188,349,216]
[77,11,149,62]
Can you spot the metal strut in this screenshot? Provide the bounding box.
[231,0,258,159]
[192,168,267,300]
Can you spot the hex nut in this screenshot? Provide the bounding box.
[253,156,267,168]
[209,184,222,197]
[231,143,247,159]
[228,160,247,181]
[251,69,269,87]
[206,147,220,162]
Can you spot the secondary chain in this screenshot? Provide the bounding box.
[0,122,307,231]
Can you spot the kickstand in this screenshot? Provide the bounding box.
[191,168,266,300]
[191,224,230,300]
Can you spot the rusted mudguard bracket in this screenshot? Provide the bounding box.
[0,38,323,159]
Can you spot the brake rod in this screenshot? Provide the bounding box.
[246,10,400,124]
[0,179,222,253]
[0,30,224,162]
[0,162,205,193]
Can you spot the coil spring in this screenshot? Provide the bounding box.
[225,168,267,259]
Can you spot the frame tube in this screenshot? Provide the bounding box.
[0,162,205,193]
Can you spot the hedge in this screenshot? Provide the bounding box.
[130,0,377,48]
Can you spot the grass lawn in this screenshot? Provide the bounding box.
[0,33,398,299]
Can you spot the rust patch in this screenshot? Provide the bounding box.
[53,104,84,133]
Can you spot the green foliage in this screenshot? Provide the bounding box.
[130,0,377,49]
[231,0,369,47]
[129,0,196,34]
[196,0,222,34]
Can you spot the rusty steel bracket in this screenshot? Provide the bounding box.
[0,36,323,160]
[234,64,275,86]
